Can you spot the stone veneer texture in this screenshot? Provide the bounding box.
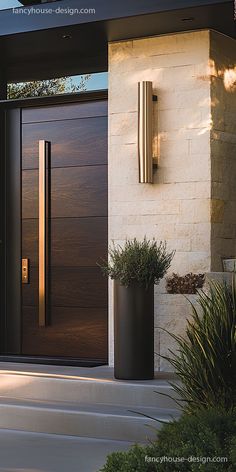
[210,32,236,270]
[108,30,236,370]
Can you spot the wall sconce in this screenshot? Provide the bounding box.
[138,81,157,183]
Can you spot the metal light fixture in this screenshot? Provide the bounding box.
[138,81,157,183]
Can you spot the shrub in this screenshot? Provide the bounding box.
[229,436,236,469]
[166,272,205,294]
[100,238,175,289]
[100,409,236,472]
[163,277,236,412]
[100,444,157,472]
[155,409,236,471]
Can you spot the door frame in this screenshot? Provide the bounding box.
[0,89,108,365]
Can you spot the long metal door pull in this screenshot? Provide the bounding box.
[39,140,50,327]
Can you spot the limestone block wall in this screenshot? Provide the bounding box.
[154,279,198,371]
[156,270,234,371]
[210,31,236,270]
[108,30,212,368]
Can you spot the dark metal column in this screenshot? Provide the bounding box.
[0,74,7,100]
[5,108,22,353]
[0,73,7,352]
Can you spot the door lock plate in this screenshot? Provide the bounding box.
[22,258,29,284]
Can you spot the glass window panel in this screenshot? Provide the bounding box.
[0,0,61,10]
[7,72,108,99]
[0,1,22,9]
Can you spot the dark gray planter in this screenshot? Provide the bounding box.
[114,281,154,380]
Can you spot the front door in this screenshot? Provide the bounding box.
[20,96,108,363]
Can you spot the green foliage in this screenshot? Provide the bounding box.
[163,278,236,412]
[229,436,236,467]
[100,444,156,472]
[155,409,236,471]
[100,238,175,289]
[100,409,236,472]
[7,74,91,99]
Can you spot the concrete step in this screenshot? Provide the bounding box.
[0,363,180,410]
[0,429,133,472]
[0,397,181,442]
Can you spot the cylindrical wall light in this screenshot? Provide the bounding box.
[138,81,154,183]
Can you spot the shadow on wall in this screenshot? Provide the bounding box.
[208,58,236,93]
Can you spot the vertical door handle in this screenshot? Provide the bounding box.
[39,140,51,327]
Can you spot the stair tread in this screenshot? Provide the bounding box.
[0,429,133,472]
[0,396,180,419]
[0,427,135,443]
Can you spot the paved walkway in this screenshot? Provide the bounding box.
[0,429,131,472]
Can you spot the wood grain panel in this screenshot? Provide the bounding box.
[22,116,107,169]
[22,100,108,124]
[22,170,38,220]
[22,217,107,267]
[22,165,108,219]
[22,267,107,308]
[22,306,108,359]
[21,99,108,361]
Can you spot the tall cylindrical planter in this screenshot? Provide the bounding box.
[114,281,154,380]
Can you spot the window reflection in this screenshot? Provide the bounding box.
[7,73,108,100]
[0,1,61,10]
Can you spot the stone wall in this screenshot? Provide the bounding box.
[157,271,235,371]
[210,32,236,271]
[154,279,198,371]
[108,30,212,368]
[108,30,236,370]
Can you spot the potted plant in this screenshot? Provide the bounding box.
[166,273,205,294]
[100,238,174,380]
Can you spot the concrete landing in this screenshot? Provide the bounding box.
[0,363,180,410]
[0,362,177,381]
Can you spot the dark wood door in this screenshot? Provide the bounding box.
[21,99,108,363]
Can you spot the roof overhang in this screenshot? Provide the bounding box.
[0,0,235,82]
